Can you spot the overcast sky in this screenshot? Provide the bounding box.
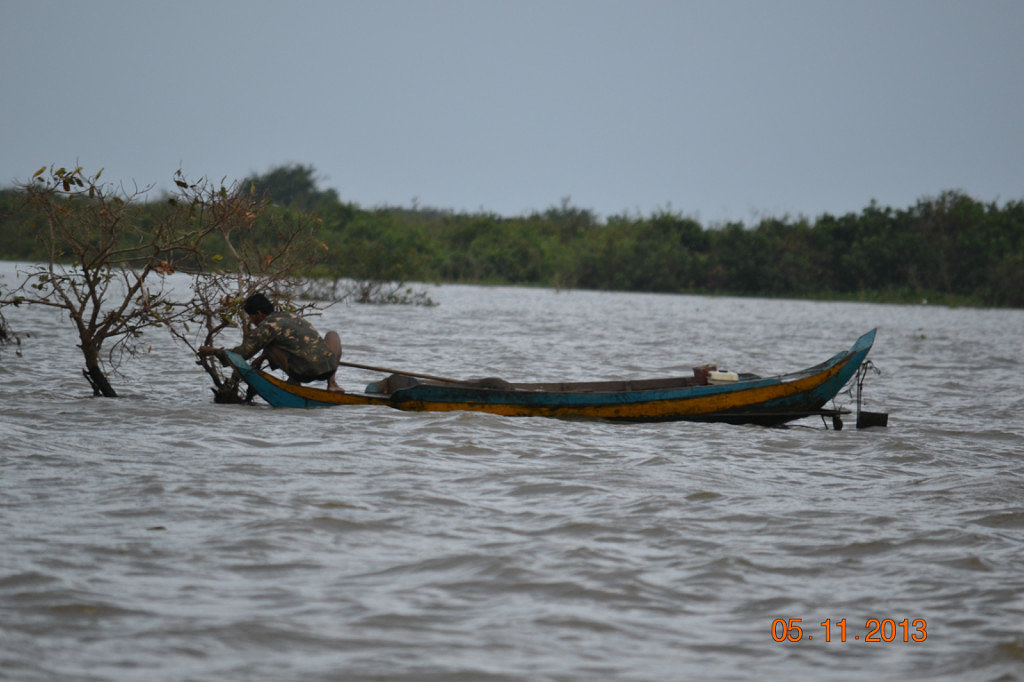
[3,1,1022,224]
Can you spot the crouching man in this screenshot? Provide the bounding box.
[199,292,343,392]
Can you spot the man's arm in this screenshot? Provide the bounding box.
[198,320,276,361]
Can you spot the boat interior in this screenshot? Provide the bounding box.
[366,372,763,395]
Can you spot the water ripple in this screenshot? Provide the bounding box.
[3,271,1024,680]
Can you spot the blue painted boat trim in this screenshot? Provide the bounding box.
[223,351,326,408]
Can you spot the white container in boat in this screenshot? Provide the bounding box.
[707,370,739,384]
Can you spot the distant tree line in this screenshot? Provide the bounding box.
[2,163,1022,307]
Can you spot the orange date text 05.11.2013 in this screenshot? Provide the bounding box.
[772,618,928,643]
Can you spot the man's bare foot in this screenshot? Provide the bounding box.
[327,382,345,393]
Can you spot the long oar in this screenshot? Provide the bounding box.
[337,360,463,384]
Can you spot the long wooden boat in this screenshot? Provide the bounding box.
[222,329,879,427]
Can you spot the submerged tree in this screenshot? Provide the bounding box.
[0,308,10,350]
[169,203,328,403]
[0,165,272,397]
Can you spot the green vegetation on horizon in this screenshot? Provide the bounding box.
[2,164,1022,307]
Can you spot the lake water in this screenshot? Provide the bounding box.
[2,262,1023,681]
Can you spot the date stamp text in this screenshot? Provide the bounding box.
[772,618,928,643]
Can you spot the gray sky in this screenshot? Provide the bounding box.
[3,0,1022,223]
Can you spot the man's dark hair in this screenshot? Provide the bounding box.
[243,293,274,316]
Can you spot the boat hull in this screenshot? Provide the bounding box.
[223,329,876,425]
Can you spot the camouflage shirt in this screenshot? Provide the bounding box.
[231,311,337,381]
